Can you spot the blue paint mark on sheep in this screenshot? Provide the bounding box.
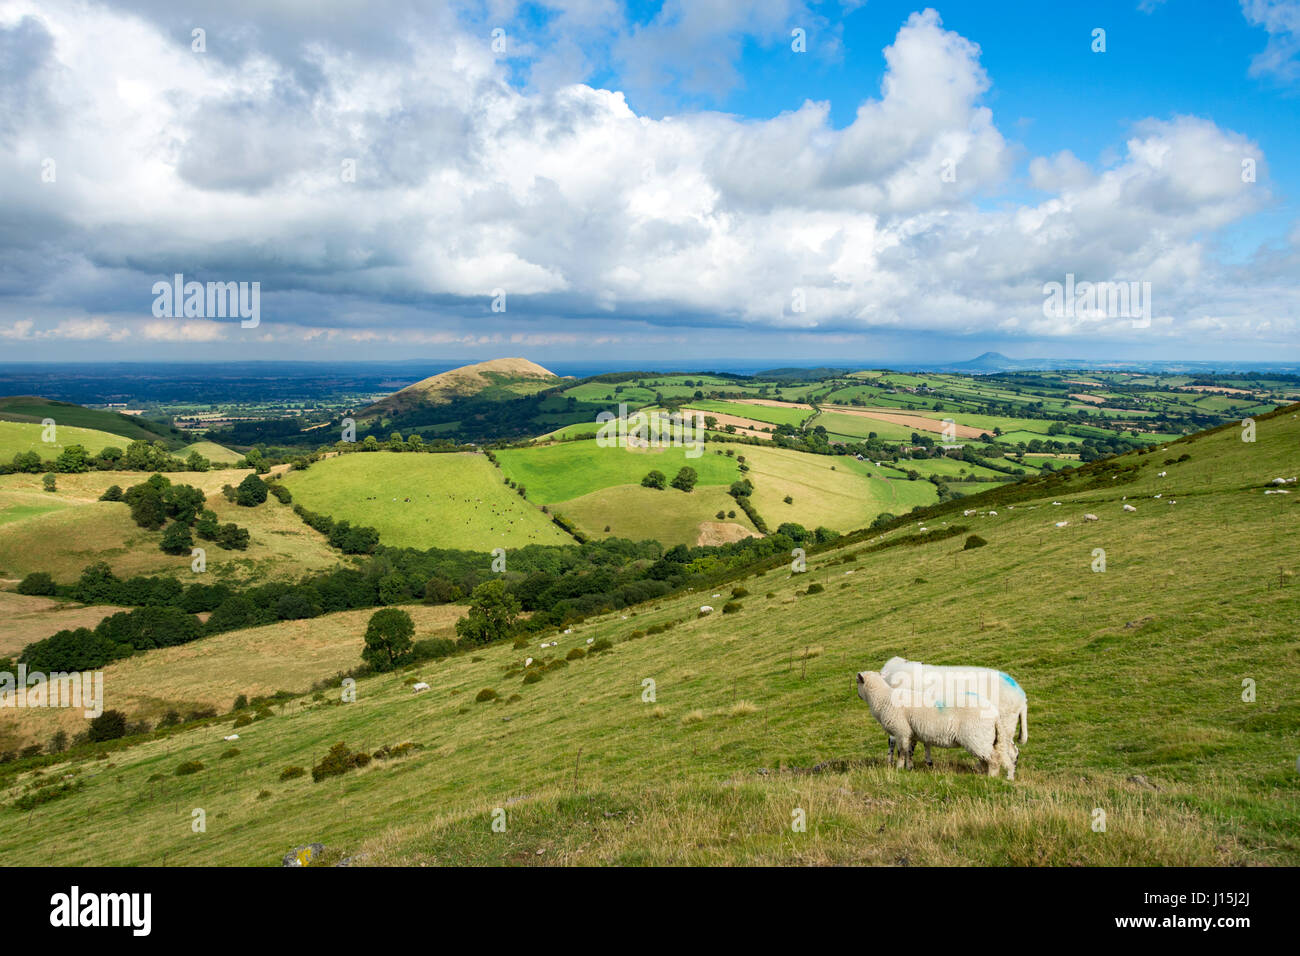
[999,672,1021,690]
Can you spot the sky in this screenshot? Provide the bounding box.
[1,0,1298,366]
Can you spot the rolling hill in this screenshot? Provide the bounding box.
[0,396,186,447]
[280,451,573,550]
[0,468,341,584]
[0,405,1295,865]
[360,358,561,420]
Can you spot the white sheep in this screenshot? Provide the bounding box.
[524,657,533,667]
[963,509,976,517]
[563,628,573,634]
[1084,513,1099,521]
[856,671,1015,779]
[988,510,998,516]
[1054,520,1069,528]
[412,682,430,693]
[1052,501,1062,506]
[223,734,239,742]
[1265,489,1290,495]
[881,656,1028,761]
[699,605,714,614]
[1123,504,1137,512]
[1157,471,1167,477]
[586,637,594,645]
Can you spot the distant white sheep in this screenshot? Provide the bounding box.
[963,509,976,517]
[1052,501,1062,506]
[1054,520,1069,528]
[586,637,594,644]
[1084,513,1099,521]
[856,671,1016,779]
[699,605,714,614]
[988,510,998,516]
[412,682,430,693]
[1265,489,1290,495]
[1157,471,1167,477]
[223,734,239,742]
[524,658,533,667]
[1123,504,1137,512]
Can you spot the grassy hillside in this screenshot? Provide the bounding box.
[0,406,1295,865]
[0,468,341,584]
[0,396,185,446]
[0,592,126,658]
[281,452,572,550]
[178,441,241,463]
[495,440,741,504]
[361,358,560,420]
[0,604,465,751]
[0,420,134,463]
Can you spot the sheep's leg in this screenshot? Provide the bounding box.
[896,732,912,770]
[983,748,1001,777]
[888,735,896,764]
[924,743,933,767]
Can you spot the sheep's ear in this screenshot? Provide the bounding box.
[856,673,865,685]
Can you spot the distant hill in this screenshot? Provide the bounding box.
[360,358,561,419]
[0,396,186,447]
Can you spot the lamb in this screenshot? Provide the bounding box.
[856,671,1015,779]
[412,682,430,693]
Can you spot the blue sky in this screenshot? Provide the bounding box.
[1,0,1298,365]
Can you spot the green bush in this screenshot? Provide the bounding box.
[589,638,612,652]
[310,743,371,782]
[174,761,204,776]
[220,747,240,760]
[522,671,542,684]
[963,534,988,550]
[566,647,586,660]
[731,586,749,598]
[475,688,498,702]
[16,572,57,596]
[804,583,824,595]
[722,601,742,614]
[280,766,306,781]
